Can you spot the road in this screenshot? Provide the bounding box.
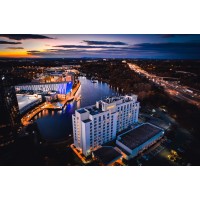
[128,63,200,108]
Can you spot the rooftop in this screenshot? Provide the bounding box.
[82,119,92,123]
[17,94,41,110]
[77,108,87,114]
[101,95,136,104]
[86,106,103,115]
[118,123,163,150]
[75,94,138,116]
[92,146,122,165]
[16,81,71,86]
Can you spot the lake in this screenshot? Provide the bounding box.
[33,77,119,142]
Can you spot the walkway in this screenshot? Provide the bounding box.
[21,82,81,126]
[70,144,92,164]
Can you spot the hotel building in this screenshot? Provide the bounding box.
[72,95,140,156]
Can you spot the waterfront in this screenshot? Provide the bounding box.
[33,77,119,142]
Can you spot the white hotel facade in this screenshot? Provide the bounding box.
[72,95,140,156]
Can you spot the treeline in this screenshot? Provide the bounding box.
[80,61,200,141]
[80,62,155,100]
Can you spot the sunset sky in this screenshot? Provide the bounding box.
[0,34,200,59]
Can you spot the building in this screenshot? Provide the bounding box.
[72,95,140,156]
[15,67,75,94]
[44,92,58,102]
[31,68,76,85]
[15,81,73,94]
[92,146,122,166]
[116,123,164,160]
[16,94,42,114]
[0,75,21,147]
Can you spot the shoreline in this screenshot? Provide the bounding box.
[21,81,81,126]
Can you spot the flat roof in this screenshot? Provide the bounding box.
[77,108,87,114]
[16,81,71,86]
[92,146,122,165]
[17,94,40,110]
[101,95,134,104]
[86,107,103,115]
[76,105,103,116]
[82,119,92,123]
[118,123,163,150]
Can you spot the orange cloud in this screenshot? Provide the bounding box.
[0,51,39,58]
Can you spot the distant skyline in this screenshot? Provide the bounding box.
[0,34,200,59]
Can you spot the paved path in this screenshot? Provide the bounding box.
[21,82,81,126]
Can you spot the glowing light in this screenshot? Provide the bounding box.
[107,105,115,109]
[58,82,72,94]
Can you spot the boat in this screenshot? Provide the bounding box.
[91,80,98,83]
[91,77,98,83]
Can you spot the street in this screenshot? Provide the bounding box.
[128,63,200,108]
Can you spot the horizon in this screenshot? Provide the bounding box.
[0,34,200,59]
[1,57,200,61]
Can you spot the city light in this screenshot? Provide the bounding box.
[1,35,200,166]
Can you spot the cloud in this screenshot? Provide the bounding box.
[27,47,146,58]
[7,47,24,49]
[27,50,41,54]
[83,40,127,45]
[123,42,200,58]
[27,42,200,59]
[132,42,200,51]
[53,45,117,49]
[0,40,21,44]
[0,34,54,40]
[161,34,193,38]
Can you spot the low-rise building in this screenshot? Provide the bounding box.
[92,146,122,166]
[15,81,73,94]
[116,123,164,160]
[17,94,42,114]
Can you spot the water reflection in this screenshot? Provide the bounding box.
[33,77,118,142]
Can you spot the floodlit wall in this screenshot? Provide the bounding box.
[15,81,73,94]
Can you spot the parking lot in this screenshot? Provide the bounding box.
[131,138,179,166]
[128,106,195,166]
